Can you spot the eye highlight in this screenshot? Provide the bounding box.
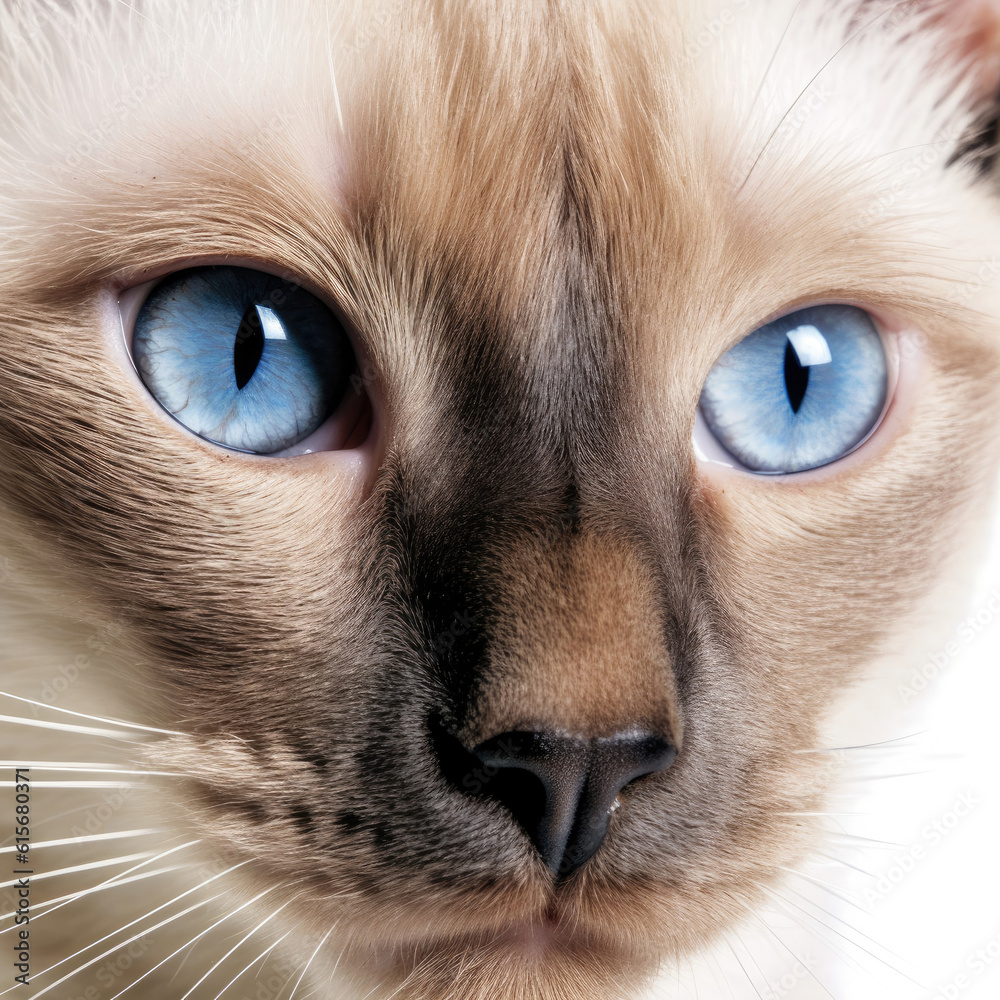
[130,266,357,454]
[698,304,888,474]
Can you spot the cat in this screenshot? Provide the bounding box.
[2,0,1000,998]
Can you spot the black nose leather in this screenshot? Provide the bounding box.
[471,730,676,877]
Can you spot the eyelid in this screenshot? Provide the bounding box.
[116,259,366,357]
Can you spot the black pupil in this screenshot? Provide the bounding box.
[234,305,266,391]
[783,340,809,414]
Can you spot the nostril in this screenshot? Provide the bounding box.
[481,762,548,844]
[468,730,677,878]
[472,732,588,874]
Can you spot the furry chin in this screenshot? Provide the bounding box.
[341,924,658,1000]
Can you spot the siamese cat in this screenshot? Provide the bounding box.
[2,0,1000,997]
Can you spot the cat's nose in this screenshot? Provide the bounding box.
[471,730,676,877]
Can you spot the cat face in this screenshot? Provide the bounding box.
[2,1,1000,998]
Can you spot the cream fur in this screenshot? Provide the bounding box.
[1,1,1000,998]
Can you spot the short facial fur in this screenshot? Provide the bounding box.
[2,1,1000,998]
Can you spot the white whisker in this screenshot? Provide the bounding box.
[325,941,348,992]
[16,858,248,985]
[213,932,292,1000]
[778,866,862,906]
[106,883,286,1000]
[723,938,762,1000]
[823,832,905,849]
[287,924,335,1000]
[783,883,897,951]
[793,732,928,753]
[731,928,771,991]
[767,886,920,986]
[706,949,739,1000]
[0,840,202,936]
[744,911,839,999]
[12,891,233,1000]
[0,714,135,740]
[757,897,870,982]
[179,897,299,1000]
[813,850,875,878]
[0,780,148,788]
[327,21,344,134]
[780,811,866,818]
[0,761,183,776]
[0,851,157,889]
[0,865,184,922]
[0,827,161,855]
[834,770,932,783]
[0,691,184,735]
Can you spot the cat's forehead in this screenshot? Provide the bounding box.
[1,0,987,365]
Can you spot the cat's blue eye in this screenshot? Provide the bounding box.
[131,266,355,454]
[699,304,888,474]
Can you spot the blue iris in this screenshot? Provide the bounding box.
[699,305,887,473]
[132,266,354,454]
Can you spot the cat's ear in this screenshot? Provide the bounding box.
[879,0,1000,171]
[907,0,1000,103]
